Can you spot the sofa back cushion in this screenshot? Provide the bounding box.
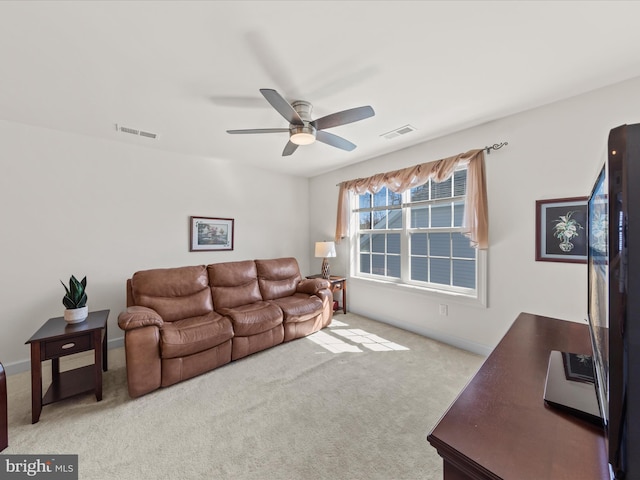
[208,260,262,309]
[131,265,213,322]
[255,257,302,300]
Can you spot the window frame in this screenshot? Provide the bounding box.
[348,167,487,306]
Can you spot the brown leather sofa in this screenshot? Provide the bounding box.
[118,257,332,397]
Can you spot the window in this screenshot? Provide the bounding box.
[353,167,482,298]
[358,187,402,278]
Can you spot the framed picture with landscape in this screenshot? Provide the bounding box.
[189,216,234,251]
[535,197,588,263]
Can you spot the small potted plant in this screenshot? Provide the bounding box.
[61,275,88,324]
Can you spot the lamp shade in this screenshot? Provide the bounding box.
[290,132,316,145]
[315,241,336,258]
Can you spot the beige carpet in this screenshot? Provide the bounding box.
[3,313,483,480]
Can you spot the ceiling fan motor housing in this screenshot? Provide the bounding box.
[289,100,316,144]
[291,100,313,122]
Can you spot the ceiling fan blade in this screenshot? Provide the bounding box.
[282,141,299,156]
[312,106,375,131]
[226,128,289,134]
[260,89,303,126]
[316,131,356,151]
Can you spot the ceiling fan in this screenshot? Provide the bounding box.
[226,88,375,156]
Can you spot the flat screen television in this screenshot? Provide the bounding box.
[586,123,640,479]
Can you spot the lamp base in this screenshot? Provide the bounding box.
[321,258,330,279]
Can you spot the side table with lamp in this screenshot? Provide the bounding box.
[306,275,347,314]
[309,241,347,314]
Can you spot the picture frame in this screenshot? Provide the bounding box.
[562,352,595,384]
[189,216,234,251]
[535,197,588,263]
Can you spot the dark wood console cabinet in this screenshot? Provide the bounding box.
[427,313,609,480]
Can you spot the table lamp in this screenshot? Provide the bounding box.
[315,241,336,279]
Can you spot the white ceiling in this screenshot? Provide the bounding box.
[2,1,640,178]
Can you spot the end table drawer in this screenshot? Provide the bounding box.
[44,334,92,359]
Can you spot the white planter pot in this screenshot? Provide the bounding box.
[64,306,88,324]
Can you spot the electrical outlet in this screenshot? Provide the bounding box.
[439,304,448,316]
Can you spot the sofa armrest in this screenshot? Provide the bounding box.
[118,306,164,331]
[297,278,330,295]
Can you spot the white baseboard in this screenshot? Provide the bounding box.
[3,337,124,376]
[349,310,493,357]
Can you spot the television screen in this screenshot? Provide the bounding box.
[587,164,609,425]
[585,123,640,479]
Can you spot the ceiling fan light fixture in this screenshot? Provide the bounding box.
[227,89,375,155]
[290,125,316,145]
[290,132,315,145]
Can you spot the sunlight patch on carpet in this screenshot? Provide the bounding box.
[308,325,409,353]
[307,330,363,353]
[333,328,410,351]
[328,319,349,327]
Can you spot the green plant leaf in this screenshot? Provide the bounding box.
[61,275,87,308]
[77,292,87,308]
[70,275,81,291]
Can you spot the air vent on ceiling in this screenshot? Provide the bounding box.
[115,124,158,140]
[380,124,416,140]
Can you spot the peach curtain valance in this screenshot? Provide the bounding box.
[335,148,488,249]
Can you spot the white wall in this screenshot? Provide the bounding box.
[309,76,640,355]
[0,120,310,371]
[4,76,639,371]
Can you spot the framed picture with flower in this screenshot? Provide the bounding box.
[535,197,588,263]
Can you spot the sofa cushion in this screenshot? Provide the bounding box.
[131,265,213,322]
[217,301,283,337]
[269,293,323,323]
[160,313,233,359]
[255,258,302,300]
[208,260,262,309]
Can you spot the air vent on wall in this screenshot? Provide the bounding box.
[380,124,416,140]
[115,124,158,140]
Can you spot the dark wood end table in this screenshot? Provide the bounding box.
[307,275,347,314]
[25,309,109,424]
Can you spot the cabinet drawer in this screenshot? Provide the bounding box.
[44,334,92,359]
